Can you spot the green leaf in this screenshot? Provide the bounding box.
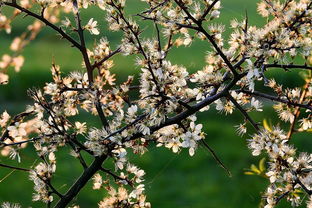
[244,171,255,175]
[263,119,272,132]
[250,164,261,174]
[259,158,266,172]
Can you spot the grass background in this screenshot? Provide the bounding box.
[0,0,311,207]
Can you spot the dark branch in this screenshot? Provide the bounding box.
[199,0,220,22]
[0,137,40,147]
[92,47,121,70]
[123,73,245,143]
[296,178,312,195]
[239,90,312,111]
[95,100,110,131]
[100,167,133,187]
[200,139,232,177]
[74,11,94,83]
[0,163,30,172]
[275,191,290,204]
[173,0,238,77]
[54,155,107,208]
[3,2,81,50]
[227,94,260,131]
[141,0,170,14]
[265,63,312,71]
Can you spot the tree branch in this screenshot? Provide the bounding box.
[100,167,133,187]
[54,155,107,208]
[296,178,312,195]
[264,63,312,71]
[0,163,30,172]
[0,137,40,147]
[3,2,81,50]
[227,94,260,131]
[199,0,220,22]
[74,11,93,83]
[238,90,312,111]
[287,80,310,139]
[91,47,121,70]
[200,139,231,177]
[173,0,238,77]
[123,74,245,143]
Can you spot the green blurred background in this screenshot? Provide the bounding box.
[0,0,311,207]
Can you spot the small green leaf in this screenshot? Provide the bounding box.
[263,119,272,132]
[250,164,261,174]
[259,158,266,172]
[244,171,255,175]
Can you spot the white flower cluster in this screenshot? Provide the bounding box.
[29,153,56,203]
[157,116,204,156]
[249,127,312,207]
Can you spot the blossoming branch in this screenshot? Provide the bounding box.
[0,0,311,207]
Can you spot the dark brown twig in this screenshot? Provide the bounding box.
[0,163,30,172]
[238,90,312,111]
[228,94,260,131]
[3,2,81,49]
[200,140,232,177]
[54,155,107,208]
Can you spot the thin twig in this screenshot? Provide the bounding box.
[112,2,162,93]
[275,191,290,204]
[173,0,238,77]
[238,90,312,111]
[74,11,93,83]
[287,79,310,139]
[0,163,30,172]
[141,0,170,14]
[92,47,121,69]
[199,0,220,22]
[200,140,232,177]
[264,63,312,71]
[45,179,63,198]
[100,167,133,187]
[228,94,260,131]
[0,137,40,147]
[3,2,81,49]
